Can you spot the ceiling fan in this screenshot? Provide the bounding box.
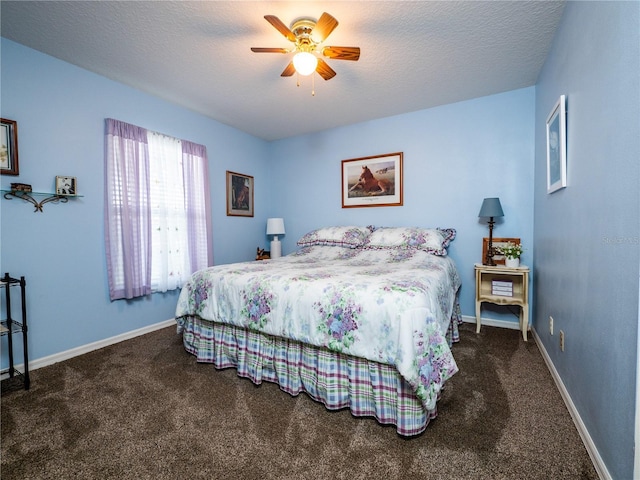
[251,12,360,81]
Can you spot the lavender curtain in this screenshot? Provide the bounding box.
[104,118,152,300]
[105,119,212,301]
[182,140,213,270]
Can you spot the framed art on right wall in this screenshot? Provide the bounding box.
[546,94,567,194]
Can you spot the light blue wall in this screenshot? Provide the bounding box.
[268,88,535,321]
[0,39,270,364]
[1,36,536,367]
[534,2,640,478]
[5,5,635,476]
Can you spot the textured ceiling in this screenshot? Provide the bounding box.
[1,1,565,141]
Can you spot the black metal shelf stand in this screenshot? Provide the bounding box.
[1,273,30,390]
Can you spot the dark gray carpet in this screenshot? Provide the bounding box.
[1,323,598,479]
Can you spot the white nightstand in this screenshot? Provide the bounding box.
[475,263,530,341]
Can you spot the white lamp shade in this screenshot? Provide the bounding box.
[292,52,318,76]
[266,218,285,236]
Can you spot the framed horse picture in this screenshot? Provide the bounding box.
[342,152,403,208]
[226,171,254,217]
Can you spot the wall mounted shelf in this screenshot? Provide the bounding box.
[1,190,83,212]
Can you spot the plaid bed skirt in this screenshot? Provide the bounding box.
[178,314,456,436]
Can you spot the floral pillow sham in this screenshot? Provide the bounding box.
[363,227,456,255]
[297,226,373,249]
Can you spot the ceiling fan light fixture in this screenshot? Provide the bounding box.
[292,51,317,76]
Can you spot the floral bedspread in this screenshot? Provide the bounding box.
[175,245,461,410]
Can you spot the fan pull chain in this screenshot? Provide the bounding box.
[294,72,316,96]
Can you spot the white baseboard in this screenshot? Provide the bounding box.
[531,328,611,480]
[1,318,176,379]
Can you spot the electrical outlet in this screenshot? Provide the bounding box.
[549,316,554,335]
[560,330,565,351]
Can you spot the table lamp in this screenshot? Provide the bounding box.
[266,218,285,258]
[478,197,504,266]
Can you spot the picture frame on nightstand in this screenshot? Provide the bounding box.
[482,237,520,266]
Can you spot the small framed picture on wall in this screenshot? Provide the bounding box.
[226,171,254,217]
[1,118,19,176]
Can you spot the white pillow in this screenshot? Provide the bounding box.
[364,227,456,255]
[297,226,372,248]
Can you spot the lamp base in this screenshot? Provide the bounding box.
[484,218,497,266]
[270,238,282,258]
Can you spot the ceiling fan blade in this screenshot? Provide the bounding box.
[281,62,296,77]
[251,47,290,54]
[312,12,339,43]
[316,58,336,81]
[264,15,296,42]
[322,46,361,61]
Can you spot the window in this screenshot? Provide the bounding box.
[104,119,212,301]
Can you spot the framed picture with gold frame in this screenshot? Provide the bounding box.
[482,237,520,265]
[342,152,403,208]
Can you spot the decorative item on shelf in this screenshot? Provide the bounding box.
[10,182,32,192]
[497,242,524,268]
[256,247,271,261]
[266,218,285,258]
[478,197,504,266]
[55,176,77,195]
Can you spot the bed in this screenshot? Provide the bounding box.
[175,226,462,436]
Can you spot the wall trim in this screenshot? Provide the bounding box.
[1,318,176,378]
[531,328,611,480]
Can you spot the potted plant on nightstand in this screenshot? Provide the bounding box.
[498,242,524,268]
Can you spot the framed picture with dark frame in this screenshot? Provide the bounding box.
[342,152,403,208]
[226,171,254,217]
[1,118,19,176]
[56,176,77,195]
[546,95,567,194]
[482,237,520,266]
